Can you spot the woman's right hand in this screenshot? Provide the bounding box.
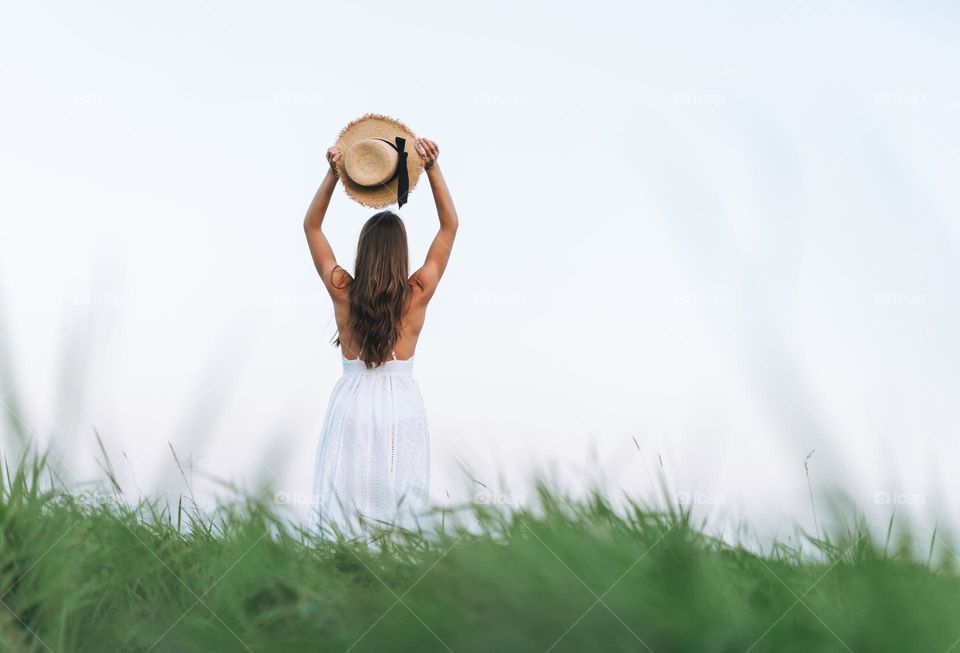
[416,137,439,171]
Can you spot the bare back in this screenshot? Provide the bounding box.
[329,268,433,363]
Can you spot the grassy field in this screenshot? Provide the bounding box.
[0,454,958,653]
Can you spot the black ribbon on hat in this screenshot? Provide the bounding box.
[376,136,410,207]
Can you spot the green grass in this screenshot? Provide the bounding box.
[0,453,959,653]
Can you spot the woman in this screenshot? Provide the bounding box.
[303,136,458,535]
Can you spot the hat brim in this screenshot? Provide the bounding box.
[334,114,424,209]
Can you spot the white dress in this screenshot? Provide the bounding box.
[312,353,430,536]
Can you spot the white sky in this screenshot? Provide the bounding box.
[1,0,958,536]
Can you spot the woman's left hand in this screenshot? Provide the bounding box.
[326,146,342,176]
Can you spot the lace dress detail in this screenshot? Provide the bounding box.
[312,354,430,535]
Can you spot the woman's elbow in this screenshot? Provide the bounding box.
[445,212,460,232]
[304,213,321,233]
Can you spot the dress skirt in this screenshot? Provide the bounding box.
[312,356,430,536]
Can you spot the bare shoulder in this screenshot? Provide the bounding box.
[408,270,436,306]
[328,266,353,302]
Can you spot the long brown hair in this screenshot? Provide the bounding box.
[334,211,411,368]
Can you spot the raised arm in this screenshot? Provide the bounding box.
[303,147,350,297]
[410,138,458,302]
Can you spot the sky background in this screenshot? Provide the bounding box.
[1,0,958,536]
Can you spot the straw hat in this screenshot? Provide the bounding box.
[334,114,424,209]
